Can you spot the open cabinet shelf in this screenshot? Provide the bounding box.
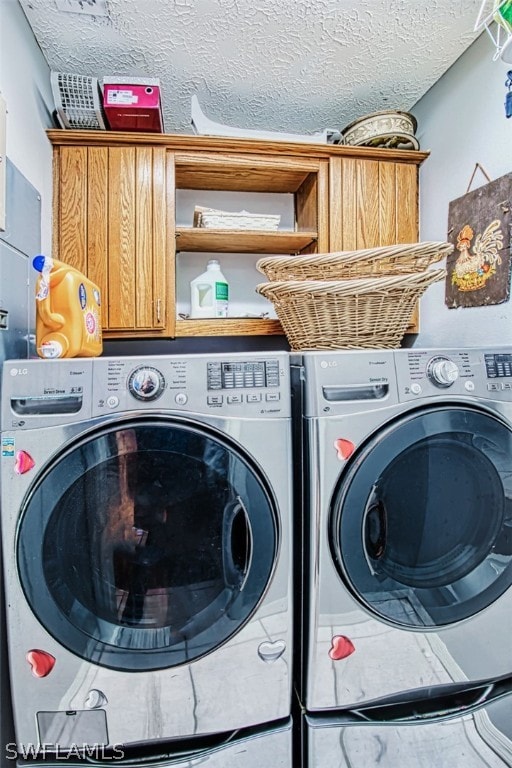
[175,228,318,254]
[174,152,320,193]
[173,151,328,337]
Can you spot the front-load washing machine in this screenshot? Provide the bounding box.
[0,353,293,756]
[291,347,512,717]
[14,718,294,767]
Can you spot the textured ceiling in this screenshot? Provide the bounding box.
[19,0,482,137]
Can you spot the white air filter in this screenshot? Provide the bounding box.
[51,71,106,130]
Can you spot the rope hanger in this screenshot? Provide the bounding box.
[466,162,492,193]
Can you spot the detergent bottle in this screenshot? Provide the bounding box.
[190,259,229,319]
[33,255,103,359]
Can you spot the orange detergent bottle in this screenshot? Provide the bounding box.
[33,255,103,359]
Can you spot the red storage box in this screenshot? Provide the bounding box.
[102,77,164,133]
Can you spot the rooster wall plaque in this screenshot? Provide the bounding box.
[445,171,511,308]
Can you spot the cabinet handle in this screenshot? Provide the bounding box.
[156,298,162,324]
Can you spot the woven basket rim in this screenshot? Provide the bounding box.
[256,241,453,276]
[256,269,446,298]
[257,269,446,350]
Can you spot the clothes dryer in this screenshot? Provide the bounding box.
[292,347,512,716]
[305,692,512,767]
[1,353,292,755]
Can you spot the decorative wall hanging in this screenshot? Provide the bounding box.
[445,168,512,309]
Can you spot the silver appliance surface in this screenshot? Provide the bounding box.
[305,695,512,768]
[295,347,512,712]
[13,718,294,768]
[1,353,293,751]
[149,718,293,768]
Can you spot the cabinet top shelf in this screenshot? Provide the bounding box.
[175,153,317,192]
[47,129,429,166]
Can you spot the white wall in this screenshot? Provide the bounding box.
[0,0,53,254]
[411,31,511,347]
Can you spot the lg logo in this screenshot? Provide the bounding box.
[320,360,337,369]
[10,368,28,376]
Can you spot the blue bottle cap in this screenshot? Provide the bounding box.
[33,255,46,273]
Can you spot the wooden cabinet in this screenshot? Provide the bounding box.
[49,131,427,339]
[53,143,169,337]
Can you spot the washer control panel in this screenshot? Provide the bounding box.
[95,354,289,417]
[207,360,280,390]
[128,366,166,401]
[1,354,291,429]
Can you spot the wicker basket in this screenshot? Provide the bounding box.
[256,270,446,350]
[256,241,453,281]
[193,205,281,230]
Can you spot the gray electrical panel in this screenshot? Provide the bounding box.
[0,157,40,362]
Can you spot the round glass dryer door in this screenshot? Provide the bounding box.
[330,406,512,628]
[17,418,278,670]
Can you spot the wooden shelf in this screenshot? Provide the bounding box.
[175,228,317,254]
[175,153,319,193]
[175,318,283,337]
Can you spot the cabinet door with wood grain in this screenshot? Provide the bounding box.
[54,144,173,337]
[329,157,419,251]
[328,156,420,333]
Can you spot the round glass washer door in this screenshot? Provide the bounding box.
[17,418,278,671]
[330,406,512,629]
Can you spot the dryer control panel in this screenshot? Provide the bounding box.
[485,352,512,379]
[395,347,512,402]
[296,348,512,419]
[426,355,460,387]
